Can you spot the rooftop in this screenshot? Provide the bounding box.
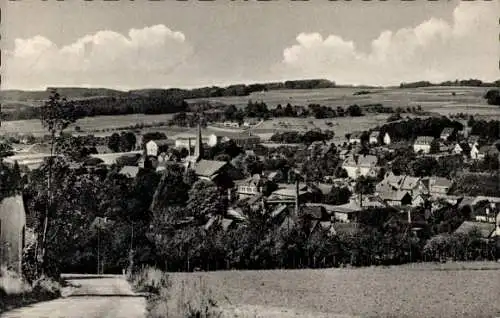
[119,166,140,178]
[414,136,435,145]
[149,139,174,147]
[429,177,453,188]
[193,159,227,177]
[369,131,380,138]
[454,221,496,239]
[440,127,455,135]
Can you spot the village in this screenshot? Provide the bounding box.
[1,112,499,275]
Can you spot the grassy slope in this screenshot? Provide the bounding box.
[1,86,498,136]
[168,262,500,318]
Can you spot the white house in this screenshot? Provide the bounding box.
[222,121,241,128]
[470,144,480,160]
[349,132,363,144]
[453,142,470,156]
[175,133,220,149]
[342,154,378,179]
[369,131,380,144]
[145,139,173,157]
[234,175,263,199]
[413,136,435,154]
[383,132,391,145]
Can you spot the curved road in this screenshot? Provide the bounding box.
[1,274,146,318]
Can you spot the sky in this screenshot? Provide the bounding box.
[1,0,499,90]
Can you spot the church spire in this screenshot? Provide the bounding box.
[194,117,203,161]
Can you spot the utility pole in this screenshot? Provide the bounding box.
[97,227,100,274]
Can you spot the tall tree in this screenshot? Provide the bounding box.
[187,180,226,221]
[38,89,77,274]
[108,133,121,152]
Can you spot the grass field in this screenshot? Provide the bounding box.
[0,113,176,136]
[1,86,499,136]
[168,262,500,318]
[187,86,500,117]
[252,115,391,143]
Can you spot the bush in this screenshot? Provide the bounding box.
[0,267,31,295]
[0,267,61,313]
[129,266,171,295]
[130,266,222,318]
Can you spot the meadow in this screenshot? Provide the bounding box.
[1,86,499,137]
[0,113,176,136]
[168,262,500,318]
[187,86,500,117]
[252,114,391,143]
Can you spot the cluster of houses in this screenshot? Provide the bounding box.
[2,119,500,272]
[347,127,499,160]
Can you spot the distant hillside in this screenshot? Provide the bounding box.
[400,79,500,89]
[0,87,126,101]
[1,79,336,102]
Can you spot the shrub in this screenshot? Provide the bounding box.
[0,267,31,295]
[130,266,222,318]
[129,266,171,295]
[0,267,60,313]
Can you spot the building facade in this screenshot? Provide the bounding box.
[0,195,26,274]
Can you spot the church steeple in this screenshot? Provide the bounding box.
[193,118,203,161]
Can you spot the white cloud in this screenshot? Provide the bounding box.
[276,1,499,85]
[3,25,193,89]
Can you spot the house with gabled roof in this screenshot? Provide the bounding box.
[383,132,391,145]
[145,139,174,157]
[425,176,453,196]
[472,200,500,224]
[234,174,264,199]
[221,133,261,148]
[369,131,380,144]
[440,127,455,141]
[453,142,470,156]
[467,135,480,148]
[376,172,428,199]
[413,136,435,154]
[454,221,496,240]
[349,132,363,144]
[119,165,140,178]
[378,190,412,207]
[341,154,379,179]
[192,160,228,181]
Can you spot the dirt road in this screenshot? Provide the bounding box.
[1,274,146,318]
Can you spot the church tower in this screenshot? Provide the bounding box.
[185,117,204,168]
[193,120,203,161]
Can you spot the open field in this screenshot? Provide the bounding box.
[169,262,500,318]
[1,86,499,137]
[252,115,391,143]
[0,114,176,136]
[187,86,500,117]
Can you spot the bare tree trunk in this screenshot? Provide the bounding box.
[39,131,55,275]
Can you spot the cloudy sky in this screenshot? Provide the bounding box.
[2,0,499,90]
